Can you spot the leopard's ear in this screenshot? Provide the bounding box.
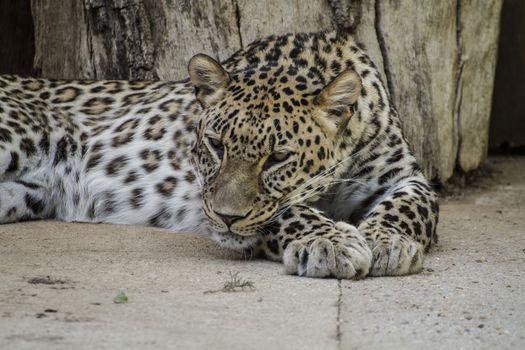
[188,54,230,107]
[313,70,361,135]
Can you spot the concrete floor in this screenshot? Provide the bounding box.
[0,156,524,350]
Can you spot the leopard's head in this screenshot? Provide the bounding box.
[188,54,361,245]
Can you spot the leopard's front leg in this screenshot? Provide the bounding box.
[261,205,372,279]
[358,177,439,276]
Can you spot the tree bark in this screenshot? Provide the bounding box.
[29,0,503,183]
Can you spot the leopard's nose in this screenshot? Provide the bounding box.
[213,211,244,227]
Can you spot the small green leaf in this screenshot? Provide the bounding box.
[113,292,128,304]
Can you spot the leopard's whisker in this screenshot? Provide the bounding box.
[279,148,370,205]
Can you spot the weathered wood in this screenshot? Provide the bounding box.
[457,0,503,171]
[32,0,91,79]
[84,0,158,79]
[374,1,459,181]
[236,0,334,45]
[29,0,503,183]
[152,0,240,79]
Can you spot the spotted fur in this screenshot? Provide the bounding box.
[0,31,438,278]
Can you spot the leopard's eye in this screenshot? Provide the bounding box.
[263,150,292,170]
[207,136,224,159]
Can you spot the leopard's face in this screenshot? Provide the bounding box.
[193,91,338,237]
[188,54,361,239]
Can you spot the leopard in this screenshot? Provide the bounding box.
[0,30,438,279]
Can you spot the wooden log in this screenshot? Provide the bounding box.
[29,0,503,183]
[371,1,459,181]
[32,0,91,79]
[457,0,503,172]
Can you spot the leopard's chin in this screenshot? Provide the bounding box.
[210,230,262,251]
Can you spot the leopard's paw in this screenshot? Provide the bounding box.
[283,222,372,279]
[369,233,423,276]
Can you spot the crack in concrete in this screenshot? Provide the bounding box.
[374,0,396,105]
[336,280,343,349]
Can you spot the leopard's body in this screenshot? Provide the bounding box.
[0,77,207,233]
[0,31,438,278]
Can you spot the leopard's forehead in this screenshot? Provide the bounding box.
[227,65,325,107]
[202,65,328,158]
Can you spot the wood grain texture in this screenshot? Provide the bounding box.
[375,0,458,181]
[457,0,503,171]
[32,0,91,79]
